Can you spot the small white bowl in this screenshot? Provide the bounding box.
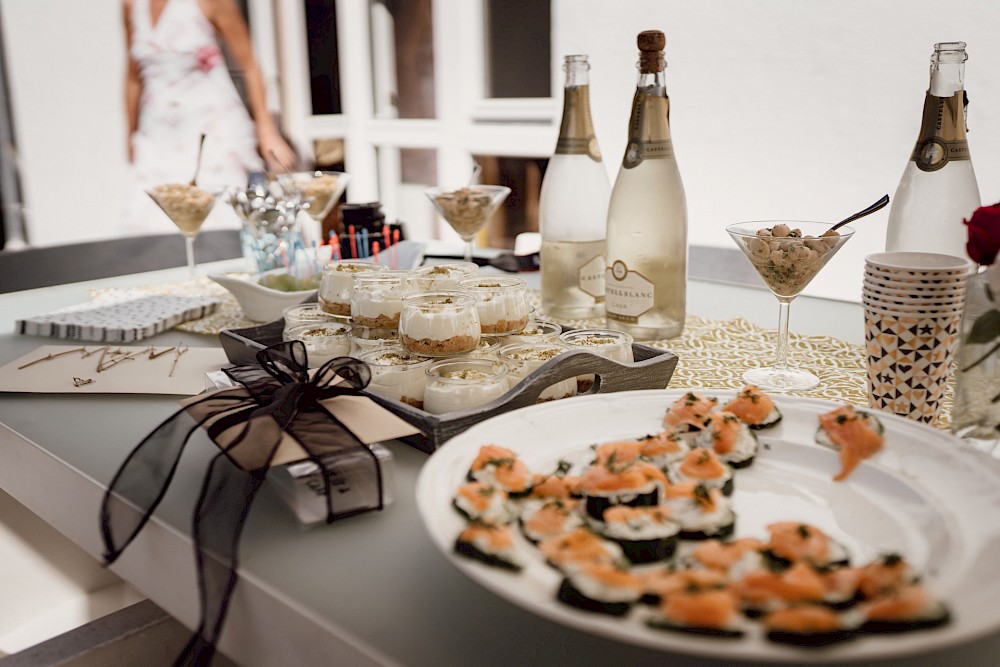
[210,270,318,322]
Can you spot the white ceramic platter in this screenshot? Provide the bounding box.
[415,389,1000,663]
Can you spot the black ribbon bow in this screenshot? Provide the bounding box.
[100,342,379,667]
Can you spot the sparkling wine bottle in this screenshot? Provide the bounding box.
[605,30,687,340]
[885,41,981,258]
[539,55,611,320]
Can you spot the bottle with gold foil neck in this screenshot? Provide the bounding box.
[604,30,687,340]
[885,41,981,258]
[539,55,610,320]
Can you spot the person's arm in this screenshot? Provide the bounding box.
[123,0,142,163]
[202,0,297,170]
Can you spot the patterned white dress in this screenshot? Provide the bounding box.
[123,0,263,234]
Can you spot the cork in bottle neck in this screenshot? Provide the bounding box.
[637,30,665,74]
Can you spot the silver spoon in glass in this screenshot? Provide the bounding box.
[829,194,889,233]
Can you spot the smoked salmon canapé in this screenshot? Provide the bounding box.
[454,522,524,571]
[723,385,782,430]
[519,498,584,544]
[637,430,691,468]
[694,410,759,468]
[556,560,645,616]
[762,522,850,570]
[453,482,515,525]
[467,444,533,495]
[646,588,746,638]
[667,448,735,496]
[661,482,736,540]
[860,583,950,633]
[591,505,681,564]
[663,391,718,436]
[578,459,669,521]
[815,404,885,482]
[763,605,857,647]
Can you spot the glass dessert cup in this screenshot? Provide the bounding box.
[726,220,854,392]
[146,183,225,277]
[425,185,511,263]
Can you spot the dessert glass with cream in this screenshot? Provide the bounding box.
[282,303,347,339]
[458,276,530,335]
[285,322,352,367]
[409,262,479,291]
[349,326,399,358]
[399,291,481,357]
[359,347,432,409]
[465,336,503,361]
[351,270,415,329]
[496,342,576,402]
[506,320,563,345]
[423,359,509,414]
[319,260,388,316]
[558,328,635,392]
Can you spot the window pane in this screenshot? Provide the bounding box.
[371,0,435,119]
[305,0,342,115]
[486,0,551,98]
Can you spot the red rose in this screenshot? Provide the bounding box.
[965,202,1000,266]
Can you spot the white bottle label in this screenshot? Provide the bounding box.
[578,254,606,300]
[605,260,654,323]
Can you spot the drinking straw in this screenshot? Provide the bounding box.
[311,240,319,275]
[360,229,369,259]
[372,241,380,264]
[382,224,391,253]
[330,233,341,261]
[391,228,400,269]
[348,225,358,259]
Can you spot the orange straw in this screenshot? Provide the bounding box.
[348,225,357,259]
[372,241,380,264]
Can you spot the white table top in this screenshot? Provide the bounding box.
[0,260,994,666]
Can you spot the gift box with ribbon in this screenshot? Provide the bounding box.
[99,341,416,666]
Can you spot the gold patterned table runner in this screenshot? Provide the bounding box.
[91,281,954,428]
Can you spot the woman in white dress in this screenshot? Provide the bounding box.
[122,0,295,234]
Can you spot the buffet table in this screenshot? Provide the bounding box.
[0,260,996,666]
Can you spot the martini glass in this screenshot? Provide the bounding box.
[726,220,854,392]
[278,170,350,244]
[147,183,225,277]
[425,185,511,263]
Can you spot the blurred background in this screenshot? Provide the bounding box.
[1,0,998,301]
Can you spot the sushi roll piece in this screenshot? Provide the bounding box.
[762,522,850,570]
[646,588,746,638]
[519,498,583,544]
[763,605,857,647]
[668,449,735,496]
[694,411,759,469]
[730,561,829,616]
[688,538,766,580]
[467,444,533,495]
[723,385,782,430]
[539,527,627,574]
[662,483,736,541]
[857,553,917,600]
[641,567,728,606]
[860,583,950,633]
[556,561,644,616]
[662,391,718,438]
[454,522,524,572]
[453,482,515,525]
[815,405,885,482]
[527,467,580,501]
[578,459,668,521]
[594,505,681,564]
[638,430,691,468]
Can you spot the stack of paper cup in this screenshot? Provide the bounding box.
[863,252,976,425]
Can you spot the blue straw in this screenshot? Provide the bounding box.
[360,229,369,259]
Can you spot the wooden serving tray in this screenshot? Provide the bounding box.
[219,321,678,453]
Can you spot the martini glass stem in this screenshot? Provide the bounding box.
[184,235,197,278]
[773,297,793,371]
[463,239,474,263]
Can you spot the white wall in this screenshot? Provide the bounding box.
[554,0,1000,301]
[1,0,128,246]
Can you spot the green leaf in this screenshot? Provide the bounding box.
[967,309,1000,344]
